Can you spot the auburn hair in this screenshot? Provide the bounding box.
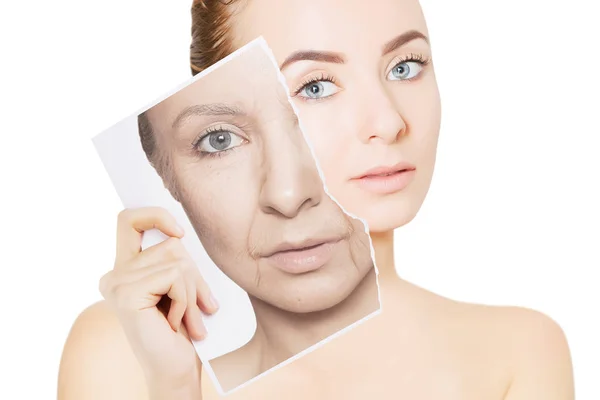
[190,0,243,76]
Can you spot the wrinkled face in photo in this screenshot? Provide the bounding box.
[142,44,374,314]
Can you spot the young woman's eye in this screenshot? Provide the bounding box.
[297,80,341,100]
[387,61,424,81]
[196,130,246,154]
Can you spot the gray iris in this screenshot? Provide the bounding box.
[307,82,323,98]
[209,132,231,151]
[392,63,410,79]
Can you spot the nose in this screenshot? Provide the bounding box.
[358,81,407,144]
[258,123,323,218]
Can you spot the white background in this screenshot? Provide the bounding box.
[1,0,598,399]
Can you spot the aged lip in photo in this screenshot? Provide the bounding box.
[262,237,342,274]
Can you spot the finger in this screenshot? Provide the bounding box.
[103,259,185,290]
[131,237,189,270]
[108,266,186,319]
[183,276,207,341]
[115,207,185,265]
[194,271,219,315]
[165,272,188,332]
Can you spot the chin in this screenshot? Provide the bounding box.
[280,293,348,314]
[361,185,431,233]
[264,280,358,314]
[363,199,423,233]
[367,211,418,233]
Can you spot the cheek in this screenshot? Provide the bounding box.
[347,219,373,266]
[402,82,442,157]
[349,230,374,270]
[175,164,255,260]
[296,104,355,184]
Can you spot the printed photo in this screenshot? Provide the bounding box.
[92,38,380,394]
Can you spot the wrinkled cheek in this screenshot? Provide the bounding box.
[188,206,244,273]
[349,231,374,272]
[180,197,218,243]
[176,181,226,245]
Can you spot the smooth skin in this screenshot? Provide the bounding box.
[58,0,574,398]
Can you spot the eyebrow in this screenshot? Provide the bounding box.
[382,30,429,55]
[279,51,345,71]
[171,103,245,129]
[279,29,429,71]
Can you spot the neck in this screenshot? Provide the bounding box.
[248,268,379,371]
[369,230,397,282]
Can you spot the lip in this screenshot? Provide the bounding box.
[263,237,342,274]
[352,162,416,195]
[355,162,416,179]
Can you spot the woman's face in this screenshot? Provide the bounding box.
[230,0,442,232]
[145,44,373,313]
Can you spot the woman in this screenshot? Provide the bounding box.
[58,0,574,399]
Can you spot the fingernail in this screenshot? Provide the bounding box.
[177,224,185,236]
[209,293,220,310]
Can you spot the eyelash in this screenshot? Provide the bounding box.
[388,53,431,81]
[292,73,337,97]
[395,52,430,65]
[192,125,245,159]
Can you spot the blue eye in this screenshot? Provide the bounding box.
[387,61,424,81]
[196,129,246,154]
[298,80,340,100]
[294,73,341,101]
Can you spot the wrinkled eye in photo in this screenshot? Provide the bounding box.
[92,38,381,395]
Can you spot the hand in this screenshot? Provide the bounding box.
[99,207,219,397]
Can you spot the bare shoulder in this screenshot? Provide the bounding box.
[58,301,149,400]
[464,304,574,399]
[403,283,573,399]
[464,302,573,368]
[498,306,574,399]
